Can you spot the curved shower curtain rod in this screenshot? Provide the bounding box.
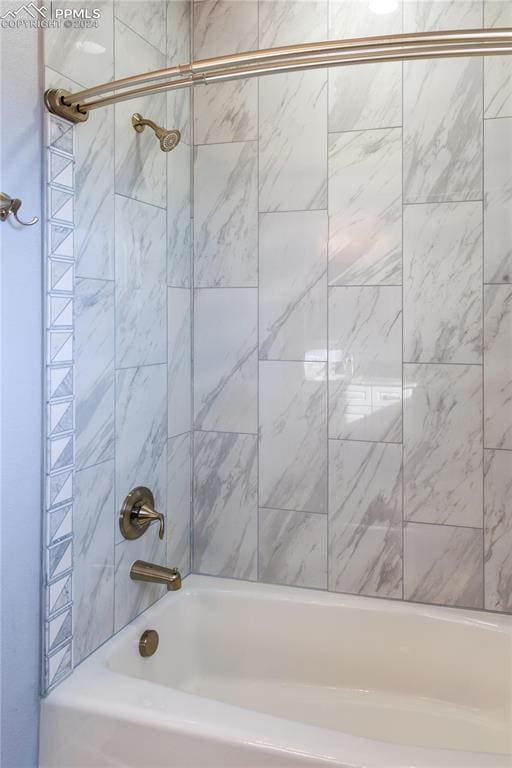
[45,27,512,124]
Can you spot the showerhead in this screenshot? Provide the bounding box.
[159,129,181,152]
[131,113,181,153]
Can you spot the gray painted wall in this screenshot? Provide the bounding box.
[0,7,43,767]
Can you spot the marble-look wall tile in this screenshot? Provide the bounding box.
[115,365,167,532]
[168,287,191,437]
[484,0,512,119]
[259,0,327,47]
[329,287,402,443]
[194,142,258,287]
[193,431,257,578]
[484,449,512,612]
[168,0,191,63]
[403,201,482,363]
[167,142,191,287]
[259,361,327,513]
[114,523,166,631]
[114,0,167,54]
[403,57,483,203]
[259,210,327,362]
[75,106,114,280]
[46,0,114,88]
[167,0,191,145]
[167,433,191,576]
[484,118,512,284]
[74,461,114,663]
[194,288,257,433]
[259,508,327,589]
[75,278,115,471]
[328,0,402,133]
[403,0,482,32]
[484,285,512,449]
[328,128,402,286]
[404,522,483,609]
[114,21,166,208]
[193,0,258,144]
[259,71,327,213]
[403,364,483,527]
[115,195,166,368]
[329,440,402,599]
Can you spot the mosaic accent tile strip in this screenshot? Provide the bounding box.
[43,114,76,693]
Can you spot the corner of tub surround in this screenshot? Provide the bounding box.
[43,113,76,694]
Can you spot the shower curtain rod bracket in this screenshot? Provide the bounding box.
[44,89,89,124]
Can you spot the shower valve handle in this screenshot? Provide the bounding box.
[119,486,165,540]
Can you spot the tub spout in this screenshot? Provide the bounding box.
[130,560,182,591]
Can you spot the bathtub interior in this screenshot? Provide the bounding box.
[106,579,512,756]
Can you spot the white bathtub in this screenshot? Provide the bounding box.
[39,575,512,767]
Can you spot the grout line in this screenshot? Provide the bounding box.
[113,190,167,212]
[256,0,261,583]
[481,42,486,609]
[114,15,167,60]
[401,26,405,602]
[404,520,484,532]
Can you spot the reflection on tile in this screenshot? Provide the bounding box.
[259,508,327,589]
[403,201,482,364]
[167,434,191,576]
[403,58,482,203]
[259,71,327,213]
[114,524,166,631]
[404,364,482,526]
[168,287,191,437]
[329,0,401,133]
[115,365,167,531]
[484,285,512,449]
[115,195,166,368]
[114,21,166,208]
[75,106,114,280]
[329,287,402,443]
[194,142,258,287]
[193,0,257,144]
[259,361,327,513]
[46,0,114,88]
[484,118,512,284]
[328,128,402,286]
[404,522,483,608]
[259,210,327,362]
[484,0,512,119]
[194,288,257,433]
[114,0,166,53]
[329,440,402,598]
[194,431,257,579]
[168,141,191,288]
[75,278,115,470]
[484,449,512,612]
[74,461,114,663]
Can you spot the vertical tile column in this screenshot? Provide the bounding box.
[402,0,485,609]
[327,0,404,600]
[44,115,76,691]
[192,0,259,579]
[257,0,329,590]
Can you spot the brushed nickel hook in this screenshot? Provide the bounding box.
[0,192,39,226]
[131,113,181,152]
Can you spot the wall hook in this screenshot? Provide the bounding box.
[0,192,39,226]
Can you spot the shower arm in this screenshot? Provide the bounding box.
[44,27,512,124]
